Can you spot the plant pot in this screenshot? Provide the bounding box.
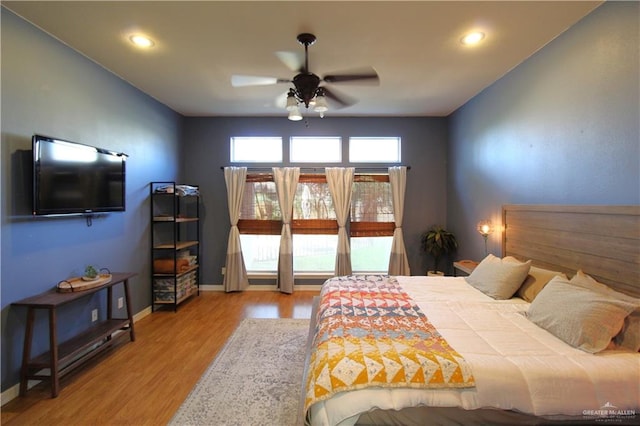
[427,271,445,277]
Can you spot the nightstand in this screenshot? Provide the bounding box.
[453,260,479,276]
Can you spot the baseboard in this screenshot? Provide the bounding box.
[200,284,321,292]
[201,284,225,291]
[1,380,35,406]
[133,306,152,321]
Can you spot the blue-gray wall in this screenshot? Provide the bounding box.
[448,1,639,259]
[181,116,449,285]
[1,9,182,391]
[1,0,638,397]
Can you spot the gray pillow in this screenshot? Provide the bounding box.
[466,254,531,299]
[570,270,640,352]
[616,311,640,352]
[528,276,639,353]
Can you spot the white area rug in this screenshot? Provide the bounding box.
[169,318,310,426]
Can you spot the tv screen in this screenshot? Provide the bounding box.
[32,134,126,216]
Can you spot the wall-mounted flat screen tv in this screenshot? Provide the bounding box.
[32,134,127,216]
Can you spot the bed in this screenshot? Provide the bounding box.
[300,205,640,426]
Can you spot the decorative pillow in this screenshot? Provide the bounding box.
[570,270,640,352]
[569,270,638,303]
[517,266,568,303]
[527,276,638,353]
[616,311,640,352]
[466,254,531,300]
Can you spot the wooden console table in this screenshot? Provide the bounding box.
[12,272,136,398]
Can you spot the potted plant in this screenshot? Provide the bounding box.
[421,225,458,276]
[83,265,99,281]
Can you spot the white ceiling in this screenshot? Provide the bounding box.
[3,1,602,117]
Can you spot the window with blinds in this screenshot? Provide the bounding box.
[351,175,394,272]
[238,174,281,234]
[351,175,395,237]
[238,172,393,273]
[239,174,339,272]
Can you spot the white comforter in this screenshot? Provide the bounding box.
[308,276,640,426]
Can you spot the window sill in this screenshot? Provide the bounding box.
[246,271,386,280]
[247,271,335,280]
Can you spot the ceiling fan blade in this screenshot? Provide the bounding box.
[323,67,380,86]
[275,51,304,73]
[323,87,357,109]
[231,75,290,87]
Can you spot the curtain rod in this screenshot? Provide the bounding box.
[219,166,410,172]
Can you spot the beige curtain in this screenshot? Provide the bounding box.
[223,167,250,292]
[326,167,354,276]
[273,167,300,294]
[388,166,410,275]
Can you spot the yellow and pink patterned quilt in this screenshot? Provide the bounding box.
[304,275,475,412]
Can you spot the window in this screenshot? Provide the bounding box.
[230,137,282,163]
[294,179,334,220]
[238,174,281,271]
[230,134,402,275]
[239,234,280,272]
[292,234,338,272]
[238,173,338,273]
[238,172,394,274]
[292,176,338,272]
[351,236,393,272]
[290,137,341,163]
[350,175,395,272]
[349,137,401,163]
[239,234,339,273]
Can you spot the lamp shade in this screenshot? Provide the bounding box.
[313,94,328,113]
[286,92,298,111]
[288,105,303,121]
[477,220,494,236]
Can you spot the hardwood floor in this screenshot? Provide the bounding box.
[1,290,319,425]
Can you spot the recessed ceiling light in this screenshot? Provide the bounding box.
[129,34,154,48]
[461,32,485,45]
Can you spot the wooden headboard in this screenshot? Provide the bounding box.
[502,205,640,297]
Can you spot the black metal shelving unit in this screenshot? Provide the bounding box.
[150,182,200,311]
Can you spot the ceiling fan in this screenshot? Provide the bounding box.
[231,33,379,120]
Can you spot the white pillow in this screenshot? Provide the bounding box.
[570,270,638,304]
[570,270,640,352]
[528,275,639,353]
[466,254,531,300]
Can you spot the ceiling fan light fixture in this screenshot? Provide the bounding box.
[232,33,378,122]
[286,90,298,111]
[313,93,328,113]
[288,105,303,121]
